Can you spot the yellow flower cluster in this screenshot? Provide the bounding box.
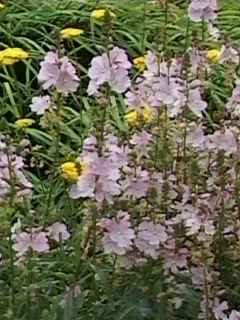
[207,49,221,63]
[0,3,5,10]
[60,28,84,39]
[61,162,81,182]
[91,9,115,20]
[133,56,146,72]
[0,48,29,65]
[15,118,35,128]
[125,106,154,126]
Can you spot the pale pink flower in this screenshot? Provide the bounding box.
[69,171,95,199]
[187,125,208,149]
[87,46,131,95]
[189,47,203,75]
[208,128,237,154]
[130,130,153,158]
[100,212,135,255]
[13,230,49,256]
[188,80,207,117]
[89,157,122,203]
[29,95,51,115]
[229,310,240,320]
[212,299,228,320]
[188,0,218,22]
[179,204,202,235]
[109,47,132,70]
[0,152,32,201]
[164,249,188,274]
[38,51,79,95]
[55,56,80,95]
[69,138,124,203]
[38,51,59,88]
[219,45,239,65]
[191,266,205,288]
[122,167,149,199]
[135,219,167,259]
[126,54,186,116]
[105,134,128,167]
[48,222,70,242]
[226,80,240,111]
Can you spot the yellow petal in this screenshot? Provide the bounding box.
[15,118,35,128]
[60,28,84,39]
[207,49,221,63]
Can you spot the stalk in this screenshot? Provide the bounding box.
[5,146,16,316]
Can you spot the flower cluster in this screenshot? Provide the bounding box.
[125,51,207,118]
[13,222,70,257]
[4,2,240,319]
[68,135,126,203]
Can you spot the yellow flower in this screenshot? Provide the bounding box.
[133,56,146,72]
[61,162,81,182]
[0,48,29,65]
[15,118,35,128]
[60,28,84,39]
[125,106,154,126]
[0,3,5,10]
[91,9,115,20]
[207,49,221,63]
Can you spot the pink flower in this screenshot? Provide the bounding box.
[47,222,70,242]
[191,266,205,288]
[0,151,32,201]
[55,56,80,95]
[135,219,168,259]
[13,230,49,257]
[29,95,51,115]
[208,128,237,154]
[229,310,240,320]
[122,167,149,199]
[69,137,124,203]
[187,125,208,149]
[100,212,135,255]
[212,299,228,320]
[219,45,239,65]
[125,53,186,116]
[87,46,131,95]
[188,80,207,117]
[105,134,128,167]
[109,47,132,70]
[38,51,79,95]
[162,240,188,273]
[226,80,240,111]
[189,47,203,75]
[188,0,218,22]
[130,130,153,158]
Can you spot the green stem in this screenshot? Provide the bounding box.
[141,0,147,54]
[162,0,169,55]
[45,93,62,219]
[201,17,206,44]
[154,109,161,169]
[6,147,16,315]
[162,105,169,214]
[27,251,33,320]
[203,263,210,320]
